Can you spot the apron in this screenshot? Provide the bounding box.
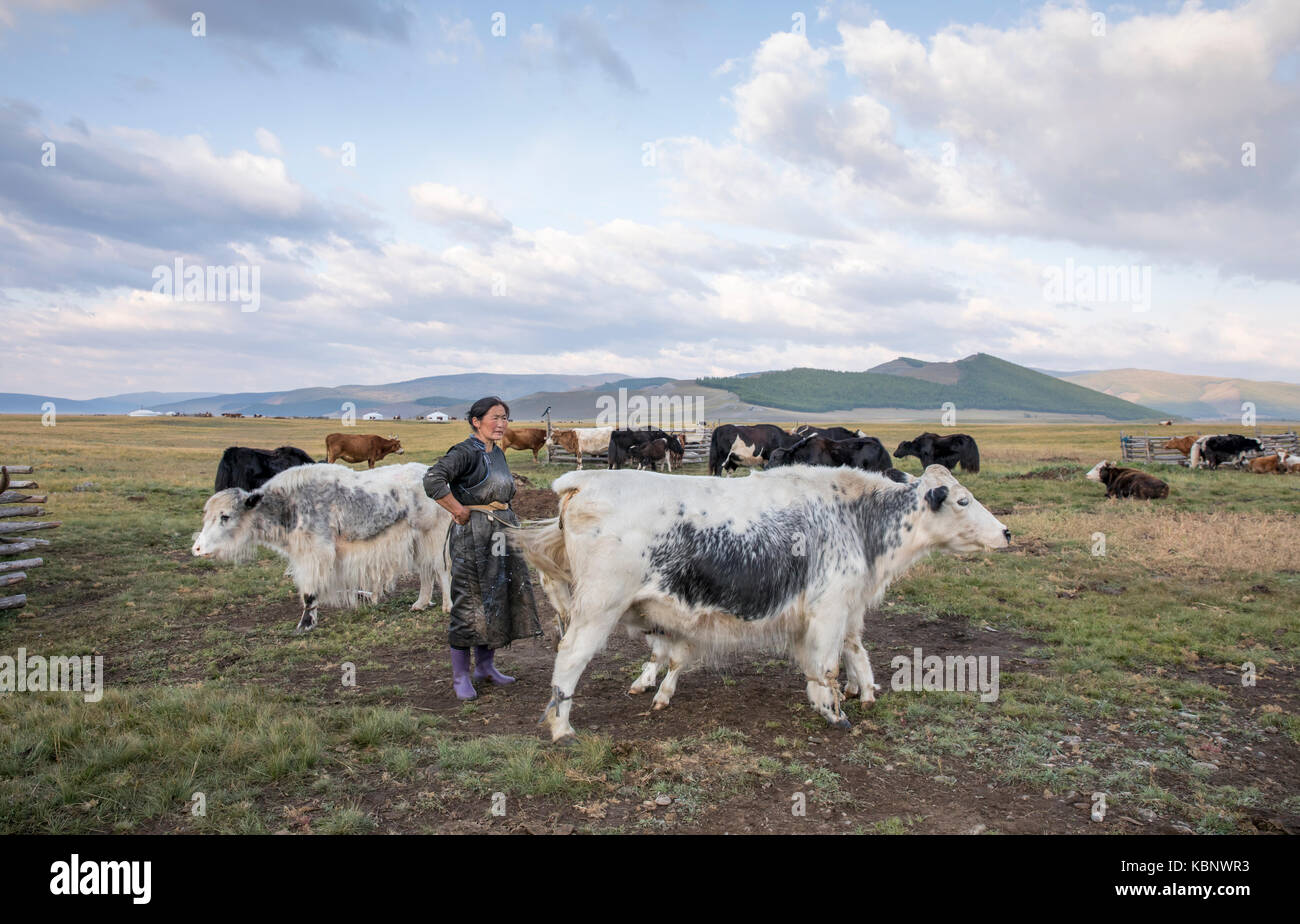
[446,443,542,649]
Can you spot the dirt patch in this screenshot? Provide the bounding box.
[511,487,558,521]
[1011,465,1084,480]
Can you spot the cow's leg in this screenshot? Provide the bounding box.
[628,633,665,694]
[368,459,375,469]
[797,601,852,728]
[840,609,879,704]
[295,592,319,633]
[542,600,624,742]
[411,562,433,611]
[652,638,692,709]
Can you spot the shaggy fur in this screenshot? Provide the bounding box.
[193,462,451,631]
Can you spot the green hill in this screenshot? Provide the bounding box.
[699,353,1168,419]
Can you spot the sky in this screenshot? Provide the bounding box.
[0,0,1297,398]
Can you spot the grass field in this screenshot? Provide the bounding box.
[1,415,1298,834]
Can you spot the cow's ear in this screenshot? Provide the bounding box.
[244,492,263,509]
[924,485,949,511]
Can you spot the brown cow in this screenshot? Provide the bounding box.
[627,437,669,471]
[501,427,549,462]
[1162,435,1201,456]
[1085,461,1169,499]
[1246,453,1283,474]
[325,433,404,468]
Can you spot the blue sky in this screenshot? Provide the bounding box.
[1,0,1297,397]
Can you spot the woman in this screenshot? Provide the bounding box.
[422,396,541,699]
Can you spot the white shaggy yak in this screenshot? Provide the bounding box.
[516,464,1010,741]
[192,462,452,632]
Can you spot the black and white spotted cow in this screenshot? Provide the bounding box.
[707,424,796,475]
[793,425,868,441]
[516,464,1011,740]
[192,462,453,632]
[1188,434,1263,469]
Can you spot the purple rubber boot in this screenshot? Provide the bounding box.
[450,647,477,700]
[473,646,516,685]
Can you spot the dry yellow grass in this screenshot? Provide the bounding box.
[1010,506,1300,574]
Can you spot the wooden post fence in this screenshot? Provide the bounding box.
[0,465,57,611]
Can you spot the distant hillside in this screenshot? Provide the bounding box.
[1052,368,1300,420]
[700,354,1166,419]
[0,391,218,414]
[36,373,625,417]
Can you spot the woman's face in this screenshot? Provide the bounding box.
[473,405,509,443]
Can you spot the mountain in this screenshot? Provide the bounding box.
[1050,368,1300,420]
[0,373,625,417]
[698,354,1167,420]
[0,391,218,414]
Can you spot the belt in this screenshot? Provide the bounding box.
[463,501,517,529]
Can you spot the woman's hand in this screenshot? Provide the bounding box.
[435,493,473,526]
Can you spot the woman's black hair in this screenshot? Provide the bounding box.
[467,396,509,428]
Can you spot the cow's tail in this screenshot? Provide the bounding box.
[960,439,980,474]
[512,492,577,632]
[707,433,722,476]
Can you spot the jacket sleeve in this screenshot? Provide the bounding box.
[423,444,472,500]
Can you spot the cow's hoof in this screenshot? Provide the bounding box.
[410,601,430,612]
[551,732,579,747]
[628,685,649,695]
[844,681,859,697]
[293,624,315,635]
[652,699,669,711]
[830,716,852,730]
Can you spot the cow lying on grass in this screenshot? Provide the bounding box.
[1085,461,1169,499]
[1246,454,1282,474]
[515,464,1010,741]
[192,462,452,632]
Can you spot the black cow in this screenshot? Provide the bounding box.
[793,425,866,442]
[608,429,686,470]
[1191,434,1263,469]
[627,438,671,471]
[893,432,980,473]
[767,434,893,472]
[214,445,318,492]
[708,424,795,476]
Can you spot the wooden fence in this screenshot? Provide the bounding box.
[0,465,58,611]
[1120,430,1299,466]
[545,427,714,468]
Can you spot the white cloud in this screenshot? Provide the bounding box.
[409,183,512,239]
[254,127,283,156]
